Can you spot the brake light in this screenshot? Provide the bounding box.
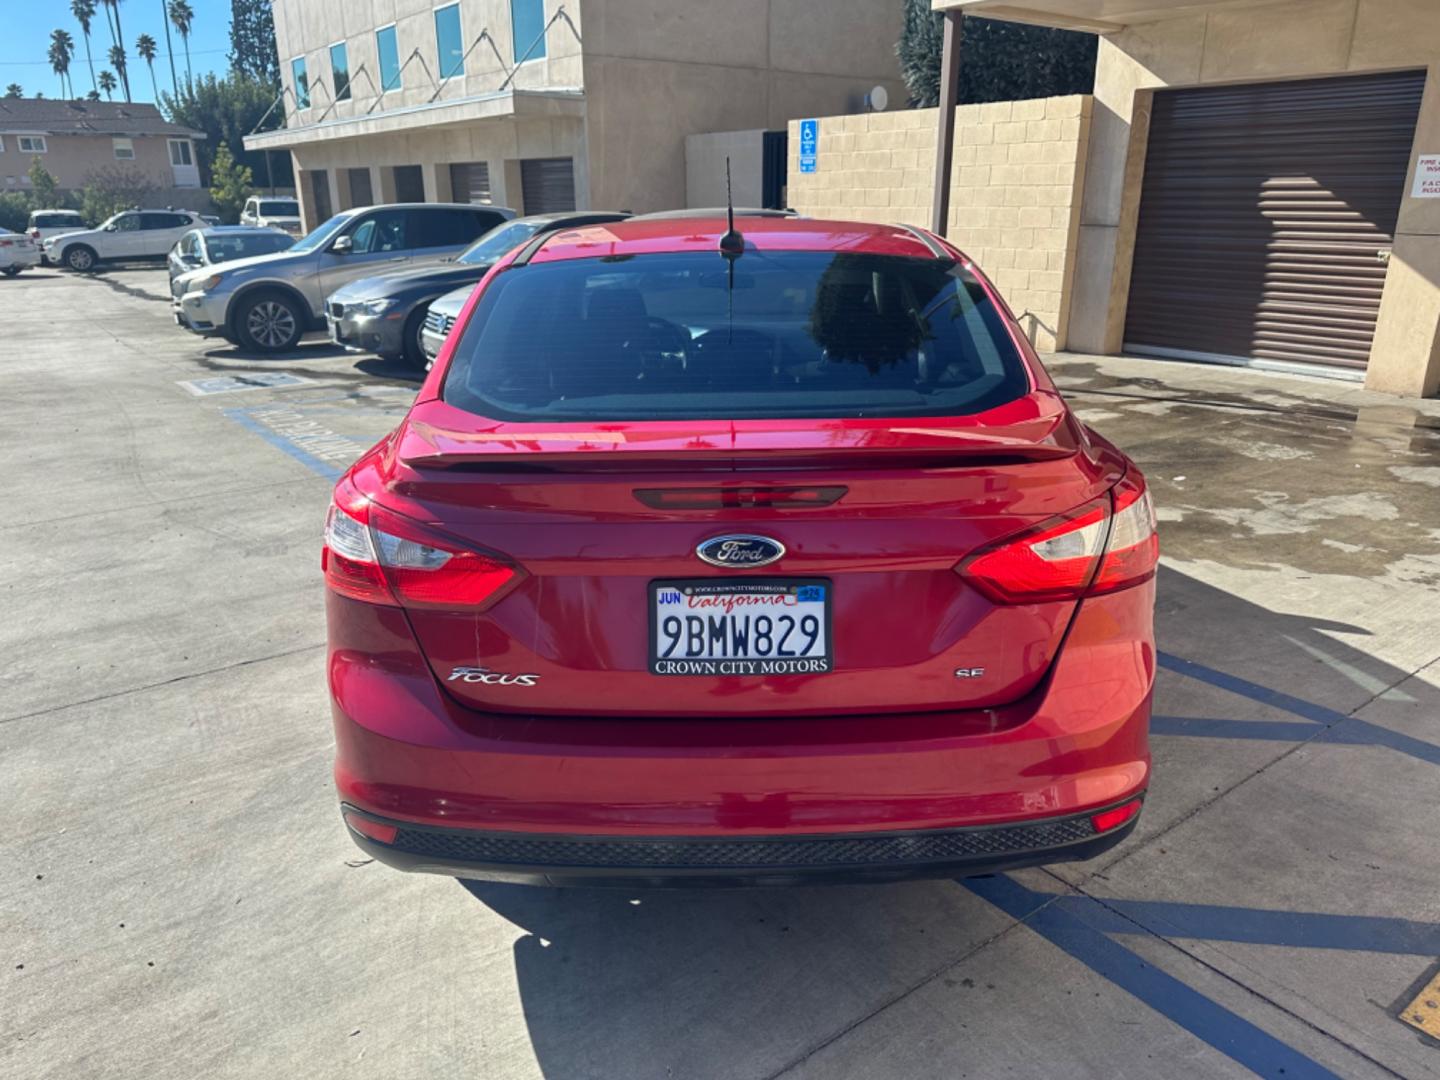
[634,486,847,510]
[959,472,1156,603]
[322,491,518,609]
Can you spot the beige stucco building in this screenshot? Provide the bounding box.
[931,0,1440,398]
[246,0,907,228]
[0,100,202,198]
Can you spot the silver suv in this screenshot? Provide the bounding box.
[173,203,514,352]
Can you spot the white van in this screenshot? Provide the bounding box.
[240,196,302,235]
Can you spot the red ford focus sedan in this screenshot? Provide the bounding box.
[323,213,1156,886]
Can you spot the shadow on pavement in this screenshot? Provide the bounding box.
[454,562,1440,1077]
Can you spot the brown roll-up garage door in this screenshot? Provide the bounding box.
[1124,70,1425,373]
[520,157,577,213]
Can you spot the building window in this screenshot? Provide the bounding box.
[112,137,134,160]
[511,0,547,62]
[435,3,465,79]
[376,25,401,92]
[18,135,47,154]
[330,42,352,102]
[291,57,310,109]
[168,139,193,167]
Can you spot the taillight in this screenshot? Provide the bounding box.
[959,472,1156,603]
[322,489,518,609]
[1091,798,1143,833]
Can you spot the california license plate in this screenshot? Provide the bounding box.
[649,580,832,676]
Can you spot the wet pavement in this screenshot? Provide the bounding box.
[4,267,1439,1079]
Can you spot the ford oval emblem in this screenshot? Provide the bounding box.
[696,534,786,568]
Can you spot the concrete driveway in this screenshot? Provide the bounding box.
[4,266,1440,1079]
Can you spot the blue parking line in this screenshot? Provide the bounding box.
[1155,652,1440,767]
[966,876,1343,1079]
[222,407,343,480]
[1157,652,1343,724]
[1057,896,1440,956]
[1150,715,1321,741]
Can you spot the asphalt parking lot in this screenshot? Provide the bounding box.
[5,264,1440,1079]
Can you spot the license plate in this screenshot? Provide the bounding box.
[649,579,832,676]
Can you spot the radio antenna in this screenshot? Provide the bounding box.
[718,157,743,343]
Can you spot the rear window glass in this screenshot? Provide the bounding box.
[442,250,1029,421]
[32,213,82,227]
[259,200,298,216]
[204,232,295,262]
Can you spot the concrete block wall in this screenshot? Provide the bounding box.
[787,95,1092,351]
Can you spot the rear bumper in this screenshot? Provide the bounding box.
[340,799,1142,887]
[328,580,1154,883]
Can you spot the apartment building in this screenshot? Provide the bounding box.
[244,0,908,229]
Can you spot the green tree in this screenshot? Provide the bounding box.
[897,0,944,107]
[107,43,130,102]
[50,29,77,100]
[79,164,155,224]
[28,157,62,208]
[228,0,279,87]
[86,89,101,101]
[100,0,131,102]
[98,69,117,99]
[896,0,1097,107]
[208,142,252,223]
[163,72,293,187]
[4,84,22,99]
[168,0,194,88]
[136,33,159,102]
[71,0,100,97]
[157,0,178,95]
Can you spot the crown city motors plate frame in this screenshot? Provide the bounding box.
[648,579,834,676]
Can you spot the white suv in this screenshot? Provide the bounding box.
[240,196,302,235]
[48,209,203,272]
[26,209,87,262]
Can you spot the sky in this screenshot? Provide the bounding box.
[0,0,236,103]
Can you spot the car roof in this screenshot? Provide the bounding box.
[192,225,290,235]
[347,202,510,214]
[512,210,630,226]
[529,216,949,264]
[29,208,83,216]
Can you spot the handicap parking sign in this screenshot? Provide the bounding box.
[799,119,818,174]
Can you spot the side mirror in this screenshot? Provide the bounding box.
[103,224,117,232]
[330,235,354,255]
[180,254,202,267]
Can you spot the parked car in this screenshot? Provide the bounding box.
[174,202,515,353]
[47,209,204,272]
[322,215,1158,887]
[0,228,41,276]
[329,211,630,370]
[167,226,295,293]
[26,209,86,262]
[240,196,303,235]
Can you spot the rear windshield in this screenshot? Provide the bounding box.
[259,200,299,216]
[31,213,82,227]
[204,232,295,262]
[442,250,1029,421]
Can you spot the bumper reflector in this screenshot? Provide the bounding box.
[344,811,398,844]
[1090,798,1143,833]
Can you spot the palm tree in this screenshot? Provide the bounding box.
[52,29,77,99]
[71,0,99,97]
[101,0,132,102]
[107,44,130,103]
[167,0,193,88]
[135,33,159,103]
[158,0,178,95]
[98,69,117,100]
